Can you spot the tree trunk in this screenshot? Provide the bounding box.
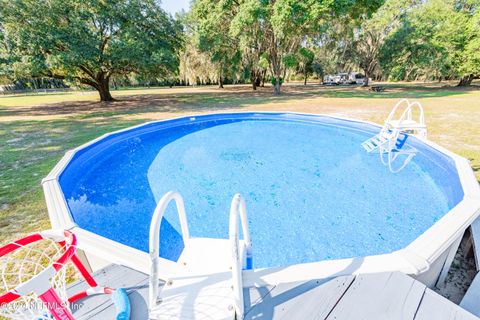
[362,70,370,87]
[97,75,113,101]
[255,72,261,88]
[251,70,257,90]
[218,67,224,88]
[457,74,474,87]
[303,66,308,86]
[98,84,113,101]
[261,70,266,87]
[274,75,281,95]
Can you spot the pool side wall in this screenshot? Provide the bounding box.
[41,112,480,288]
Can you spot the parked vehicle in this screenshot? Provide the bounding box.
[336,73,349,84]
[322,75,338,85]
[323,72,367,85]
[349,72,366,85]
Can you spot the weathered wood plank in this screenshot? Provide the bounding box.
[470,218,480,271]
[68,264,156,320]
[326,272,426,320]
[459,272,480,317]
[244,275,355,320]
[436,236,463,287]
[243,284,276,315]
[415,289,479,320]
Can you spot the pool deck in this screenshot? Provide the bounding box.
[69,264,478,319]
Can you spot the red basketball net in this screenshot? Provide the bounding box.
[0,230,112,320]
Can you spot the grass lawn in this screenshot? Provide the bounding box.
[0,82,479,244]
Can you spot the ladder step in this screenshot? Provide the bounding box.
[177,238,246,275]
[149,238,241,320]
[361,134,389,152]
[150,272,236,320]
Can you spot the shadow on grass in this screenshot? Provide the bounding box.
[0,84,477,119]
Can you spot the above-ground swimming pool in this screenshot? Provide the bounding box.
[43,112,480,284]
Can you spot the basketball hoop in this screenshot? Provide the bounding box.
[0,229,129,320]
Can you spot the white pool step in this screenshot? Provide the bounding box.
[150,271,235,320]
[149,238,245,320]
[178,238,246,275]
[385,119,426,131]
[361,133,390,153]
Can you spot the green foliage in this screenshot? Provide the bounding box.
[258,54,269,71]
[0,24,13,84]
[296,47,315,83]
[6,0,478,92]
[229,0,384,93]
[312,62,324,80]
[380,0,479,82]
[270,77,283,86]
[190,0,241,87]
[299,48,315,62]
[0,0,182,100]
[460,4,480,76]
[283,54,298,69]
[346,0,417,84]
[179,33,220,85]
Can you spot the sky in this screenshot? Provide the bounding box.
[162,0,191,15]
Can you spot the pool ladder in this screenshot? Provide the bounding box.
[148,191,252,320]
[362,99,426,173]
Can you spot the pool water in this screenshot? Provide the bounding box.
[60,113,463,268]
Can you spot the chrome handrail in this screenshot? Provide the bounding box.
[229,193,252,319]
[148,191,190,310]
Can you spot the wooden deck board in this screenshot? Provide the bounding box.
[460,272,480,317]
[470,217,480,271]
[243,284,276,315]
[69,264,156,319]
[415,290,478,320]
[244,276,355,319]
[67,265,479,320]
[326,272,426,320]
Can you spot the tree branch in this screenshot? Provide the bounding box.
[79,65,96,80]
